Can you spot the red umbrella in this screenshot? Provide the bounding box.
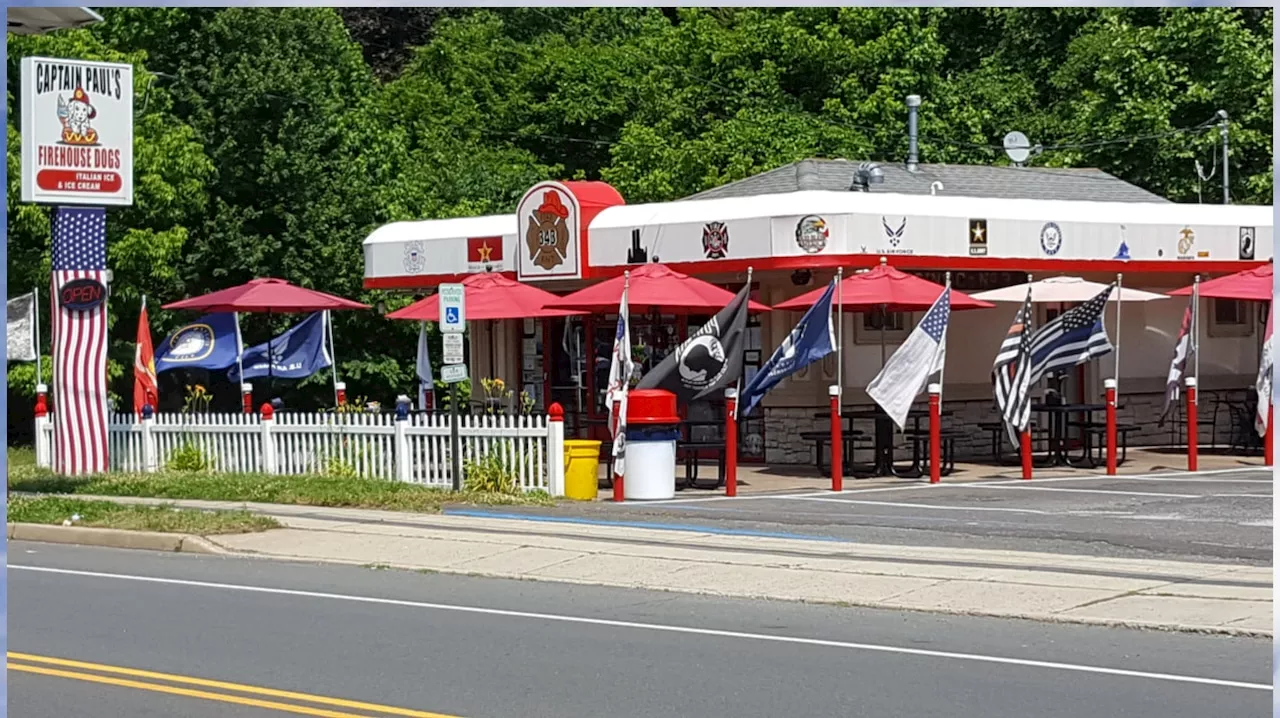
[1168,264,1272,301]
[386,273,581,321]
[162,277,369,312]
[773,263,995,312]
[544,263,771,314]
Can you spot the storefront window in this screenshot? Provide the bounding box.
[1209,299,1254,338]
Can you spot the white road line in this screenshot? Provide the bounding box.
[9,565,1269,692]
[1115,477,1273,484]
[969,485,1201,499]
[1210,494,1274,499]
[777,496,1050,515]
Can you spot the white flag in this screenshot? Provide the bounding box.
[417,322,434,410]
[866,286,951,430]
[606,285,634,476]
[1255,308,1272,437]
[7,292,36,362]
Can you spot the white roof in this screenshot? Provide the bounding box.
[363,214,515,247]
[971,277,1168,304]
[590,189,1273,230]
[8,7,103,34]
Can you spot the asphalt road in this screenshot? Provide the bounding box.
[9,543,1271,718]
[449,468,1274,565]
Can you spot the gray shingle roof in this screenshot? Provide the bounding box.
[682,158,1170,204]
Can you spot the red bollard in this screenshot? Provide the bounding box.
[34,386,48,418]
[829,385,843,492]
[928,384,942,484]
[611,398,625,502]
[241,383,253,414]
[1266,406,1274,467]
[1185,377,1198,472]
[1020,430,1033,480]
[1105,378,1118,476]
[335,381,347,406]
[724,388,738,497]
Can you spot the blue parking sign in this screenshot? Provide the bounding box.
[439,283,466,333]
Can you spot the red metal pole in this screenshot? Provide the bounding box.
[928,383,941,484]
[1020,430,1033,480]
[829,385,842,492]
[1185,377,1198,472]
[724,388,738,497]
[611,398,624,502]
[241,383,253,414]
[1105,378,1118,476]
[335,381,347,407]
[1266,406,1274,467]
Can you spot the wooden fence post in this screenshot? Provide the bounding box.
[393,409,412,483]
[141,405,158,473]
[547,403,565,497]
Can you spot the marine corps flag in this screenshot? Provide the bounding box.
[636,280,751,404]
[134,296,159,414]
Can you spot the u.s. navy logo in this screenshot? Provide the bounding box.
[1039,222,1062,256]
[166,324,216,362]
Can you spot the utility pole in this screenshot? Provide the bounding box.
[1218,109,1230,204]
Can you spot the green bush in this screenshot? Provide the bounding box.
[462,452,518,494]
[166,439,213,472]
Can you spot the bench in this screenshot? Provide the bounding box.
[977,420,1046,464]
[1067,421,1138,468]
[677,440,726,489]
[899,428,964,478]
[799,430,869,474]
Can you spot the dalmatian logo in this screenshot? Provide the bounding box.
[56,86,100,145]
[525,190,571,270]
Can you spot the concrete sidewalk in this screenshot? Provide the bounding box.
[35,495,1274,637]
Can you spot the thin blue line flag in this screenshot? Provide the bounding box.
[155,313,243,373]
[739,278,837,418]
[228,312,332,381]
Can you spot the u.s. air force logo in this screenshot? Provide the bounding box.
[166,324,216,362]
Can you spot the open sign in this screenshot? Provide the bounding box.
[59,278,107,311]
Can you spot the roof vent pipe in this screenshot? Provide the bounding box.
[906,94,921,173]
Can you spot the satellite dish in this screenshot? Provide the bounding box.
[1003,131,1031,165]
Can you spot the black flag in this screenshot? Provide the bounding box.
[636,283,751,403]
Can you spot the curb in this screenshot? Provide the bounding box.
[8,523,228,555]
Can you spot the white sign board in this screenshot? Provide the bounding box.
[442,332,464,365]
[438,283,466,333]
[21,56,134,206]
[440,364,468,384]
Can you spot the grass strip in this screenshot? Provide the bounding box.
[8,496,279,535]
[8,462,555,514]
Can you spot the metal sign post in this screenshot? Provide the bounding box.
[439,284,466,490]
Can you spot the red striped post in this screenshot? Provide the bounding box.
[1105,378,1118,476]
[829,385,842,492]
[928,383,942,484]
[1185,377,1198,472]
[241,383,253,414]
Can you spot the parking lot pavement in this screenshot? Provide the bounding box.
[465,468,1273,565]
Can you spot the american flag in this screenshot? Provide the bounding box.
[1159,293,1196,426]
[51,206,110,476]
[992,287,1033,445]
[606,283,633,477]
[866,284,950,430]
[1255,306,1272,438]
[1027,283,1115,385]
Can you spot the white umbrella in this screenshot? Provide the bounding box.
[971,276,1167,303]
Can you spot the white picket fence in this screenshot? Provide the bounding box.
[36,411,566,495]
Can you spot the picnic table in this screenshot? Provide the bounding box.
[813,406,955,478]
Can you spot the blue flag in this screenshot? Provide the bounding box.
[155,313,243,373]
[739,278,837,417]
[229,312,332,381]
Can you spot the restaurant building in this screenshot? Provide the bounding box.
[363,157,1272,465]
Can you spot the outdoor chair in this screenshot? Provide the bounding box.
[1225,397,1264,454]
[1167,391,1220,449]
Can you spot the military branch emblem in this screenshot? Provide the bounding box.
[795,216,829,254]
[1177,227,1195,257]
[702,222,729,259]
[1239,227,1256,260]
[526,190,571,270]
[968,218,988,256]
[882,216,906,247]
[1039,222,1062,256]
[403,240,426,274]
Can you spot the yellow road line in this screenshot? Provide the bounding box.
[8,652,462,718]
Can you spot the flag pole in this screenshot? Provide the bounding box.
[326,310,340,407]
[34,284,42,388]
[1114,273,1123,401]
[939,273,950,409]
[836,267,844,410]
[233,312,245,395]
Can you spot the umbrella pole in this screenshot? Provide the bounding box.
[836,267,844,410]
[1114,273,1123,400]
[327,310,340,407]
[880,305,887,367]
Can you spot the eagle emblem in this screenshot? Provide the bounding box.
[525,190,571,270]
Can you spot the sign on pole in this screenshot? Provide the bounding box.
[441,364,468,384]
[438,284,466,334]
[442,332,464,365]
[21,57,134,206]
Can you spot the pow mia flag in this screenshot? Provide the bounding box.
[636,283,751,404]
[1239,227,1256,260]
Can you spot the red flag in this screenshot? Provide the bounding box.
[134,296,159,414]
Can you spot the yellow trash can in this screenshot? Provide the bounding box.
[563,439,603,500]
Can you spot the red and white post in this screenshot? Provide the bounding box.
[829,385,842,492]
[928,383,942,484]
[1105,378,1118,476]
[1185,377,1198,472]
[241,383,253,414]
[335,381,347,407]
[612,398,625,502]
[724,387,738,497]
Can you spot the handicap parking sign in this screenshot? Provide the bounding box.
[439,284,465,333]
[445,307,459,324]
